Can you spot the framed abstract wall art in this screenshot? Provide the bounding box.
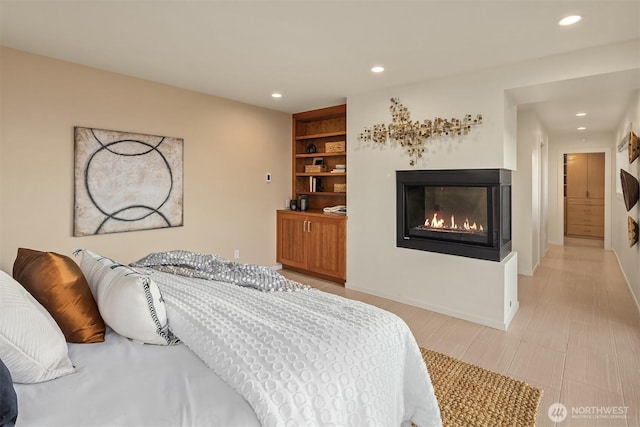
[74,127,184,236]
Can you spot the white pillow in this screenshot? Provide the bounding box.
[0,270,75,383]
[77,250,176,345]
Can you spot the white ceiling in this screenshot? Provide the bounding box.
[1,1,639,137]
[512,68,640,138]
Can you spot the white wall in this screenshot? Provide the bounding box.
[547,132,614,248]
[347,67,520,330]
[346,40,638,330]
[0,48,292,272]
[503,92,518,170]
[513,109,549,276]
[613,90,640,311]
[540,134,549,260]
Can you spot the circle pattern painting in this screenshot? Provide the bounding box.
[74,127,184,236]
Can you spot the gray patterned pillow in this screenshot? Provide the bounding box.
[0,356,18,427]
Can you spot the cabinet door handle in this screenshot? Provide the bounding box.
[302,221,307,233]
[307,221,311,233]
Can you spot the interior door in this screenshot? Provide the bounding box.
[587,152,605,199]
[566,153,588,198]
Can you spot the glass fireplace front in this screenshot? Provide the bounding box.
[397,169,511,261]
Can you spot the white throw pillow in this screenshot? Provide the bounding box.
[77,250,176,345]
[0,270,75,383]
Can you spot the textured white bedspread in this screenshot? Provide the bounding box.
[150,270,442,427]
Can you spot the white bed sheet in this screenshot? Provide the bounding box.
[13,328,260,427]
[151,270,441,426]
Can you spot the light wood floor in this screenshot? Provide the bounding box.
[281,241,640,427]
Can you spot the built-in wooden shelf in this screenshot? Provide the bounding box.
[296,191,346,197]
[295,152,346,158]
[295,131,346,141]
[296,172,346,177]
[292,104,347,212]
[280,104,347,285]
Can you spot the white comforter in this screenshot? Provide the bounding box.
[149,270,442,427]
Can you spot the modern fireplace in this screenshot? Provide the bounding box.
[397,169,511,261]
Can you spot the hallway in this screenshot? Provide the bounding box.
[512,242,639,426]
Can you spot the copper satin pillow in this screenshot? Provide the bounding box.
[12,248,105,343]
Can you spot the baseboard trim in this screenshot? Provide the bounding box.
[346,283,511,331]
[271,264,283,271]
[519,268,534,277]
[613,250,640,317]
[505,300,520,329]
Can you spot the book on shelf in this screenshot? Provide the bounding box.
[308,177,323,192]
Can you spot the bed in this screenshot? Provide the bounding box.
[1,249,442,427]
[14,328,261,427]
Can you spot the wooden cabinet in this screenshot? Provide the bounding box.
[565,153,605,238]
[277,211,307,269]
[566,198,604,238]
[292,104,346,211]
[277,210,346,283]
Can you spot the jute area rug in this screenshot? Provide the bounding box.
[421,347,543,427]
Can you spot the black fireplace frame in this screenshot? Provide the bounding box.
[396,169,512,261]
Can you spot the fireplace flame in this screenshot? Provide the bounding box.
[422,213,485,233]
[463,218,474,230]
[425,213,445,228]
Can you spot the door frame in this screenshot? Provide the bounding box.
[556,147,612,249]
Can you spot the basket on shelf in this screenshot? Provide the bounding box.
[334,183,347,193]
[305,165,327,173]
[325,141,345,153]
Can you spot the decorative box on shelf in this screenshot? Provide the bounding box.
[334,183,347,193]
[305,165,327,173]
[325,141,345,153]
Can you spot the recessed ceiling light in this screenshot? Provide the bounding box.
[575,112,587,117]
[559,15,582,26]
[371,66,385,73]
[577,126,587,130]
[271,92,282,99]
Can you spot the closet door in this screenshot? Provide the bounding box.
[566,154,588,198]
[587,153,605,199]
